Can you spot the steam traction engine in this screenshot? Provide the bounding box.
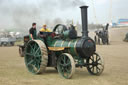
[124,32,128,42]
[19,6,104,79]
[94,24,109,45]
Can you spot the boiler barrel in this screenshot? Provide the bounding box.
[49,39,79,56]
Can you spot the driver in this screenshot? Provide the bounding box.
[39,25,52,44]
[40,24,51,32]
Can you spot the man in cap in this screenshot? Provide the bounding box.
[40,24,51,32]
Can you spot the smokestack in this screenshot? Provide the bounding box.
[80,6,88,38]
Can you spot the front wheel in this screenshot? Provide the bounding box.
[86,53,104,75]
[57,53,75,79]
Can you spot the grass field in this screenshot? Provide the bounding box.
[0,27,128,85]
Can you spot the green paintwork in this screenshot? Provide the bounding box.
[29,30,37,40]
[46,36,86,66]
[27,34,84,67]
[25,41,42,74]
[25,33,86,78]
[63,30,70,39]
[57,54,72,79]
[48,39,78,56]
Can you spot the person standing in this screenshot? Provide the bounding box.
[29,23,37,40]
[40,24,51,32]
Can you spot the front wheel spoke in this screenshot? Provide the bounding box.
[98,63,102,65]
[66,62,71,66]
[87,53,104,75]
[65,69,69,77]
[96,55,98,61]
[66,59,70,65]
[91,66,94,72]
[60,59,64,64]
[61,67,65,72]
[89,66,94,70]
[65,67,71,73]
[97,58,101,61]
[96,66,99,73]
[97,66,100,70]
[87,63,93,65]
[66,59,69,63]
[63,56,66,64]
[90,58,94,62]
[92,55,94,61]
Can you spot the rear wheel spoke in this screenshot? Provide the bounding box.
[59,63,64,66]
[27,60,34,66]
[35,58,41,64]
[33,44,38,51]
[26,53,33,56]
[34,47,40,55]
[29,44,34,52]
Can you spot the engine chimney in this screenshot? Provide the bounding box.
[80,6,88,38]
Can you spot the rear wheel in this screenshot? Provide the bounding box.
[57,53,75,79]
[25,40,48,74]
[86,53,104,75]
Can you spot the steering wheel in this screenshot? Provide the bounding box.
[53,24,68,35]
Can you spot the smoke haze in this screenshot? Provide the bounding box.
[0,0,127,33]
[0,0,85,32]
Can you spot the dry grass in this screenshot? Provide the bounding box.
[0,27,128,85]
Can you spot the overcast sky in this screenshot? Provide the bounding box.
[0,0,127,29]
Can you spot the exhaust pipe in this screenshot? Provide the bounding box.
[80,6,88,38]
